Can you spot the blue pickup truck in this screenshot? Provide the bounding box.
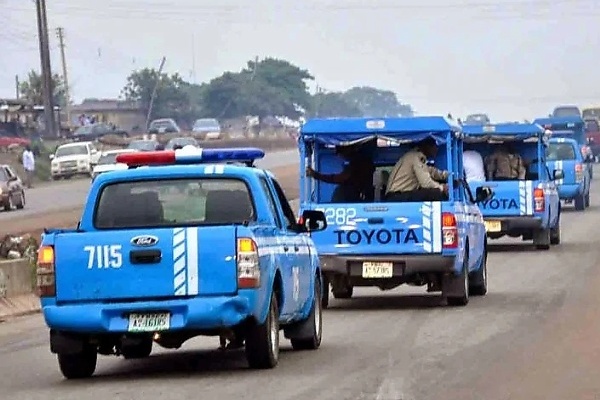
[298,116,493,308]
[462,123,562,249]
[546,137,591,210]
[36,148,327,379]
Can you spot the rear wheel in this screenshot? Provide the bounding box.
[575,194,585,211]
[447,256,470,306]
[290,276,323,351]
[534,228,551,250]
[245,291,279,369]
[469,249,488,296]
[57,348,97,379]
[3,196,13,211]
[585,191,590,208]
[321,275,330,309]
[550,215,561,245]
[15,191,25,209]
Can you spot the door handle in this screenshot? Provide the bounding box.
[294,246,299,252]
[283,245,289,252]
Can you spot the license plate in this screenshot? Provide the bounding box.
[127,312,170,332]
[362,262,393,278]
[484,220,501,232]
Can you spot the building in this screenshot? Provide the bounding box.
[70,98,145,132]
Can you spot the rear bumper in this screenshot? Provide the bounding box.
[557,183,583,199]
[484,216,543,234]
[42,295,254,333]
[319,254,455,276]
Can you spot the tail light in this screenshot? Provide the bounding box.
[575,163,584,182]
[237,238,260,289]
[36,245,56,297]
[441,212,458,249]
[534,188,545,212]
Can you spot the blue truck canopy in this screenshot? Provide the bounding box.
[299,116,460,146]
[533,116,585,143]
[462,122,547,143]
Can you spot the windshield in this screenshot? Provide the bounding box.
[582,108,600,119]
[552,107,580,117]
[55,145,88,157]
[94,178,255,229]
[128,141,157,151]
[546,143,576,160]
[74,126,93,135]
[149,120,173,129]
[585,120,600,133]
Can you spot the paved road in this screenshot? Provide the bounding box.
[0,149,298,221]
[1,184,600,399]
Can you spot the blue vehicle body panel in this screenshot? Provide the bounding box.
[298,116,487,288]
[462,123,560,238]
[546,137,590,201]
[41,164,320,334]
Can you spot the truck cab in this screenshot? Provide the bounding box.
[298,116,493,308]
[546,137,591,210]
[37,147,327,379]
[462,123,562,250]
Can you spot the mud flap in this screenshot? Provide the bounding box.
[441,271,465,298]
[533,228,551,249]
[50,330,87,354]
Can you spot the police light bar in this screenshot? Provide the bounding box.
[115,147,265,166]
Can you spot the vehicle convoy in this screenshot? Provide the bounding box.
[37,147,327,379]
[546,137,591,211]
[462,123,562,249]
[534,115,594,180]
[0,164,25,211]
[298,117,493,308]
[50,141,101,180]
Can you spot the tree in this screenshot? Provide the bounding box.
[19,69,66,107]
[307,91,362,118]
[342,86,414,117]
[121,68,193,124]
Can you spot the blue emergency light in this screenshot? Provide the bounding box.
[115,147,265,166]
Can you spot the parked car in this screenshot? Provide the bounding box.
[192,118,222,140]
[148,118,181,134]
[127,139,161,152]
[72,123,128,141]
[91,149,138,181]
[165,137,199,150]
[0,164,25,211]
[50,141,101,180]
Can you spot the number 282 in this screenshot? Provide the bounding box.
[84,245,123,269]
[315,207,356,225]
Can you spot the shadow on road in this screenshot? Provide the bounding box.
[325,293,445,311]
[488,243,537,253]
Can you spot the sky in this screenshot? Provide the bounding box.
[1,0,599,121]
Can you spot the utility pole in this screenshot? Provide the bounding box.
[56,27,71,125]
[145,57,166,130]
[15,75,19,99]
[35,0,57,137]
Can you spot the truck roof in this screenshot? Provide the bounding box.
[462,122,546,143]
[533,115,585,126]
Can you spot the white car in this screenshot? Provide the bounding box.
[50,141,101,180]
[91,149,139,181]
[192,118,222,140]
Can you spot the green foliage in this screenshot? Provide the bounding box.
[121,58,414,122]
[19,69,67,107]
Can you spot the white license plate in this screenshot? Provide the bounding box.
[484,220,501,232]
[362,262,393,278]
[127,312,170,332]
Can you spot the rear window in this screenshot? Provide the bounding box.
[94,178,255,229]
[546,143,576,161]
[552,107,581,118]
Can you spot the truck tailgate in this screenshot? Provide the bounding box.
[471,180,534,216]
[54,226,238,303]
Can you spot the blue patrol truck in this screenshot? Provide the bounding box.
[36,147,327,379]
[298,117,493,308]
[546,137,591,210]
[534,116,594,180]
[462,123,562,249]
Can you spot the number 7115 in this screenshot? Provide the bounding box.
[84,245,123,269]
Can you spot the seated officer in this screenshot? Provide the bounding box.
[306,144,375,203]
[384,137,450,202]
[485,143,526,180]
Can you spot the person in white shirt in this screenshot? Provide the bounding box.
[463,150,486,182]
[22,145,35,188]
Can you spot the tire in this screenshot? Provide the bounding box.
[3,196,13,212]
[321,275,330,310]
[447,257,469,306]
[57,349,97,379]
[535,228,551,250]
[245,291,279,369]
[290,276,323,351]
[550,215,561,245]
[121,339,153,359]
[15,191,25,210]
[585,191,590,208]
[575,194,585,211]
[332,283,353,299]
[469,249,488,296]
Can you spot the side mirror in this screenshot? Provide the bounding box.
[300,210,327,232]
[49,154,54,160]
[475,186,494,203]
[553,169,564,180]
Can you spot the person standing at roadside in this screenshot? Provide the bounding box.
[22,145,35,188]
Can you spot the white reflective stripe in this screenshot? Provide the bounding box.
[432,201,442,252]
[555,160,564,185]
[421,202,432,253]
[214,165,225,174]
[204,165,215,174]
[519,181,526,215]
[525,180,533,214]
[186,227,199,296]
[173,228,187,296]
